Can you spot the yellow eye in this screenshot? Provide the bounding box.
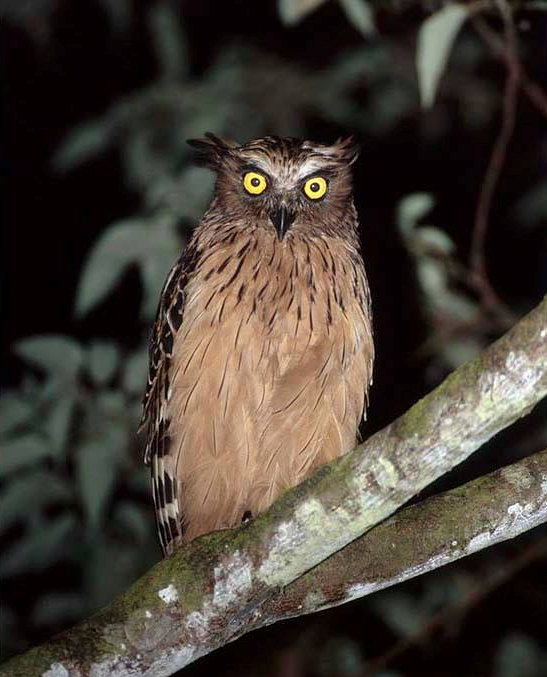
[303,176,328,200]
[243,171,267,195]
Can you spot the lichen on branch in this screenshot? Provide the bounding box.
[2,295,547,677]
[255,447,547,626]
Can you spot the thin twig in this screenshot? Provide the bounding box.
[470,0,520,325]
[366,536,547,675]
[473,15,547,120]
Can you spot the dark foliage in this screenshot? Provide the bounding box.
[1,1,546,674]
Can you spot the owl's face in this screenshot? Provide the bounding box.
[188,134,359,240]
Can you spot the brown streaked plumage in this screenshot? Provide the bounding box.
[141,134,374,556]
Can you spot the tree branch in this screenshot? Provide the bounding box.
[2,295,547,676]
[252,447,547,630]
[368,532,547,673]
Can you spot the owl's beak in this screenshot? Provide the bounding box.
[269,206,296,240]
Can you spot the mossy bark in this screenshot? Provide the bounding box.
[2,296,547,677]
[253,447,547,626]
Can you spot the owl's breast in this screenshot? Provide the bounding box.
[182,229,371,362]
[167,226,374,526]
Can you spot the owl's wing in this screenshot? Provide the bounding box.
[140,244,196,556]
[357,255,374,415]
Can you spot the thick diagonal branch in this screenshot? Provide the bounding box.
[2,296,547,677]
[253,447,547,629]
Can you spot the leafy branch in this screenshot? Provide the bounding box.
[2,295,546,677]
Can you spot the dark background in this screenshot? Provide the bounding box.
[1,1,547,675]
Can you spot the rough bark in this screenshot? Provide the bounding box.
[254,447,547,628]
[2,295,547,677]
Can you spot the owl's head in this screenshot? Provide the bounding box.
[187,134,359,240]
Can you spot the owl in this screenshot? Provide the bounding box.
[141,134,374,556]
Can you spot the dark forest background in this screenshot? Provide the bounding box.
[1,1,547,675]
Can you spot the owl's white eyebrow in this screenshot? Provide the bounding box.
[240,163,270,178]
[241,162,267,173]
[296,157,333,178]
[299,168,334,183]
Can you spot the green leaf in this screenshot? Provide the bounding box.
[44,394,77,457]
[371,591,427,637]
[338,0,375,37]
[0,470,72,533]
[417,258,478,323]
[21,373,41,399]
[0,435,50,477]
[0,514,77,577]
[397,193,435,236]
[76,438,119,527]
[122,349,148,395]
[148,0,189,80]
[128,467,151,494]
[495,633,547,677]
[83,537,145,609]
[76,215,180,319]
[416,3,469,108]
[315,636,363,676]
[515,181,547,227]
[171,167,214,221]
[441,337,483,369]
[417,258,448,296]
[115,502,153,544]
[96,391,129,419]
[75,219,149,317]
[53,118,114,172]
[525,0,547,9]
[278,0,328,25]
[87,341,120,385]
[14,335,83,380]
[138,213,180,320]
[413,226,455,256]
[0,391,33,435]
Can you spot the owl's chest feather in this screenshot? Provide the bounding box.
[165,227,373,535]
[182,230,367,350]
[167,229,372,439]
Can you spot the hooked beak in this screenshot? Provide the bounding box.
[269,206,296,240]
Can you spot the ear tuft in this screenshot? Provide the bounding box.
[187,132,238,168]
[308,136,360,167]
[331,136,360,166]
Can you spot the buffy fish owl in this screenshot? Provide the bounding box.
[141,134,374,556]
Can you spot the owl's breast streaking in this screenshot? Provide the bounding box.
[163,224,372,545]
